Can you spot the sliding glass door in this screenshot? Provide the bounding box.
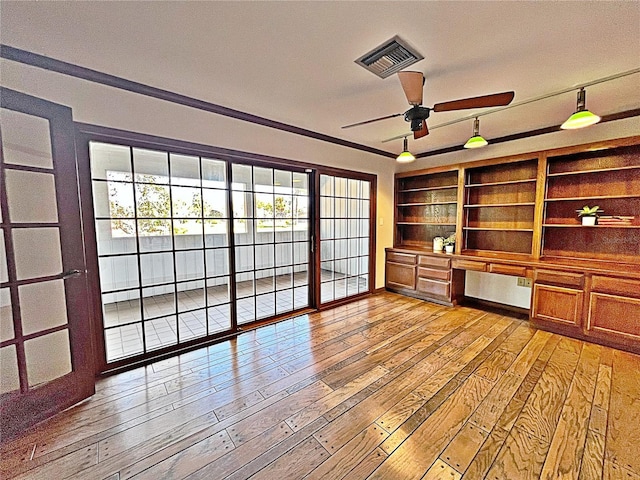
[319,174,372,304]
[231,164,311,325]
[89,142,313,367]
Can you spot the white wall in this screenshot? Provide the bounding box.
[0,59,396,289]
[464,271,531,310]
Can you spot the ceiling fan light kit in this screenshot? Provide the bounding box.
[341,69,515,154]
[464,117,489,149]
[561,88,601,129]
[396,137,415,163]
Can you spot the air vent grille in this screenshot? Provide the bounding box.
[355,36,424,79]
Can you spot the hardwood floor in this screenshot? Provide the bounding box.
[1,292,639,479]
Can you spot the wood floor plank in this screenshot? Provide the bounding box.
[439,422,489,475]
[306,423,388,479]
[603,460,640,480]
[461,426,509,480]
[369,374,494,480]
[484,425,549,480]
[606,350,640,476]
[185,418,324,480]
[2,292,638,480]
[512,337,582,443]
[232,435,328,480]
[539,342,601,479]
[228,380,332,445]
[423,458,463,480]
[337,447,387,480]
[285,365,387,432]
[128,430,232,480]
[579,429,606,480]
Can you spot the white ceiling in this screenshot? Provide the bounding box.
[2,1,639,157]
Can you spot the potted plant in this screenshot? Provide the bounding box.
[443,234,456,253]
[577,205,603,226]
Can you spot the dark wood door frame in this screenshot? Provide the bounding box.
[0,88,95,441]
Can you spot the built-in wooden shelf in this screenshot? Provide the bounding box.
[464,202,536,208]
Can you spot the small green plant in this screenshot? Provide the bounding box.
[443,234,456,246]
[576,205,602,217]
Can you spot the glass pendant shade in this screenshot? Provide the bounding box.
[561,88,601,130]
[464,118,488,149]
[464,135,489,149]
[561,110,601,129]
[396,137,415,163]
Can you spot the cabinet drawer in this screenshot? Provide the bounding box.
[587,292,640,341]
[488,263,527,277]
[418,267,451,282]
[418,255,451,269]
[387,251,417,265]
[531,283,583,327]
[534,269,584,288]
[416,278,450,298]
[386,262,416,290]
[452,259,487,272]
[591,275,640,298]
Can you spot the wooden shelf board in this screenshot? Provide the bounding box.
[461,248,533,258]
[547,164,640,177]
[465,178,537,188]
[397,201,458,207]
[398,185,458,193]
[464,203,536,208]
[543,224,640,229]
[464,227,534,232]
[397,222,457,226]
[545,194,640,202]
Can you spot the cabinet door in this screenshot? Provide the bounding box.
[531,283,583,327]
[385,262,416,290]
[587,292,640,343]
[416,278,450,298]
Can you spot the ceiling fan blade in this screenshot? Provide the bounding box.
[433,91,515,112]
[413,121,429,139]
[341,112,403,129]
[398,71,424,106]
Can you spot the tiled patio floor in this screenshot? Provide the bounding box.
[102,270,366,362]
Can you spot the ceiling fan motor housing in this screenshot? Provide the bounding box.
[404,106,431,131]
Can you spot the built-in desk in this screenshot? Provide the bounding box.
[385,247,640,354]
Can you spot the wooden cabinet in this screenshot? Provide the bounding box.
[385,252,416,290]
[388,136,640,354]
[395,170,458,249]
[531,283,583,328]
[462,159,537,256]
[586,275,640,347]
[542,143,640,265]
[385,249,463,305]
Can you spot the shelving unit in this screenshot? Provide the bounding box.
[462,159,537,255]
[395,170,458,249]
[542,144,640,263]
[388,136,640,355]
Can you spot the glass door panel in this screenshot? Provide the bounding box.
[0,89,94,440]
[319,174,371,304]
[231,165,311,325]
[90,143,233,364]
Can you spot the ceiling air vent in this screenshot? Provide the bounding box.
[355,36,424,79]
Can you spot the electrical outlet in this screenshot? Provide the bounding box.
[517,277,532,287]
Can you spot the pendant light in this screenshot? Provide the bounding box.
[561,87,601,129]
[396,137,415,163]
[464,117,488,149]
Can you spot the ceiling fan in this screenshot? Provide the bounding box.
[341,71,515,140]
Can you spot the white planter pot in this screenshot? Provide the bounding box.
[433,237,444,252]
[445,245,454,253]
[581,216,597,226]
